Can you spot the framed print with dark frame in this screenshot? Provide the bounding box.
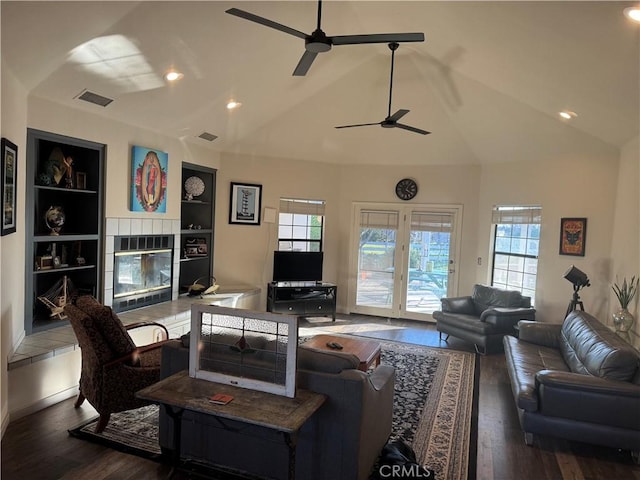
[229,182,262,225]
[1,138,17,236]
[75,172,87,190]
[559,217,587,256]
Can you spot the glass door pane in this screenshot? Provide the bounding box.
[354,210,399,316]
[403,211,452,316]
[350,204,459,321]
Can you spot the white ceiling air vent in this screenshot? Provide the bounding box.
[74,89,114,107]
[198,132,218,142]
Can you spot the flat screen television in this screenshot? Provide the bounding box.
[273,251,323,282]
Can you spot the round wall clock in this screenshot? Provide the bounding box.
[395,178,418,201]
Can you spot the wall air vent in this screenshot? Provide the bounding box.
[198,132,218,142]
[75,89,114,107]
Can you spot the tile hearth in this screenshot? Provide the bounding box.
[8,287,260,371]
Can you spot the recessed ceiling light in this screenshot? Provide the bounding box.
[559,111,577,120]
[164,70,184,82]
[227,100,242,110]
[624,7,640,23]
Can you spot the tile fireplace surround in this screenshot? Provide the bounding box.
[104,217,181,308]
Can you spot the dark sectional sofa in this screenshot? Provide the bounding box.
[503,310,640,462]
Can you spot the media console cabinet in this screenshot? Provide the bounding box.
[267,282,337,321]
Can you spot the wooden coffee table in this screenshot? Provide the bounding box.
[137,370,325,480]
[302,334,381,371]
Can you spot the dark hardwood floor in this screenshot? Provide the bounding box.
[2,315,639,480]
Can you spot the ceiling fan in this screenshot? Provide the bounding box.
[335,42,430,135]
[225,1,424,76]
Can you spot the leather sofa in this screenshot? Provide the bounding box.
[433,284,536,354]
[503,311,640,461]
[158,336,396,480]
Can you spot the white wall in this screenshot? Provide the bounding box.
[7,351,82,420]
[215,152,341,308]
[28,96,221,220]
[335,164,481,310]
[478,153,620,322]
[1,59,28,436]
[213,154,483,312]
[610,135,640,348]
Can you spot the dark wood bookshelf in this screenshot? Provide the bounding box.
[25,129,104,334]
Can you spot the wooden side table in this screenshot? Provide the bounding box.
[302,334,382,371]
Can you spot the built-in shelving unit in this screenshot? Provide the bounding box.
[179,163,216,295]
[25,129,105,334]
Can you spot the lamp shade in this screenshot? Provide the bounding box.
[564,265,590,288]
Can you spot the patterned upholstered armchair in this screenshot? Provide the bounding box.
[64,295,169,432]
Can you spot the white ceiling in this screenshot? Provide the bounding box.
[2,1,638,166]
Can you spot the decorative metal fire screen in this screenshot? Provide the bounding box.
[112,235,174,312]
[189,305,298,397]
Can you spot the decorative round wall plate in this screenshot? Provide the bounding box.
[184,176,205,200]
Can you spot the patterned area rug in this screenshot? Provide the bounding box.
[69,404,162,458]
[69,341,477,480]
[380,342,477,480]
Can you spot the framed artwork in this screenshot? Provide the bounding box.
[559,217,587,256]
[1,137,17,236]
[229,182,262,225]
[131,145,168,213]
[75,172,87,190]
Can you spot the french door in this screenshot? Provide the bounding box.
[350,203,462,321]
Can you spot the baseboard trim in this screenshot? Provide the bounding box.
[9,385,80,422]
[1,403,9,440]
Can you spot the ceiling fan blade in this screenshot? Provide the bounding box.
[335,122,381,129]
[395,123,431,135]
[225,8,308,39]
[387,109,410,122]
[332,32,424,46]
[293,50,319,76]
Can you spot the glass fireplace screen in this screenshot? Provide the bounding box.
[114,249,173,298]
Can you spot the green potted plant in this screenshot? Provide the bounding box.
[612,276,638,333]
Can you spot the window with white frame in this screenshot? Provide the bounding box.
[278,198,325,252]
[491,205,541,304]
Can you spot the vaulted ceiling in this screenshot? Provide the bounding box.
[2,1,638,166]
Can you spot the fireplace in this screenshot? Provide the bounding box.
[112,235,174,313]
